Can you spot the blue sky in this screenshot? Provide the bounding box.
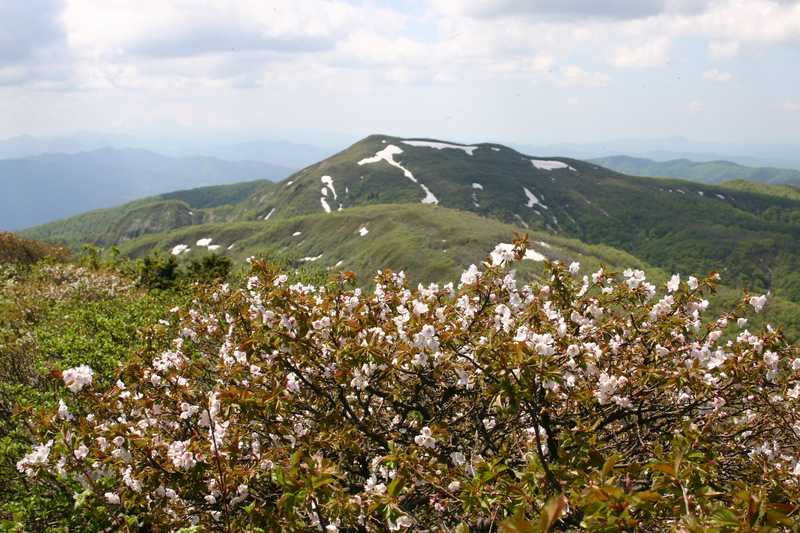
[1,0,798,147]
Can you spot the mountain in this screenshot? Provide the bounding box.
[23,134,800,308]
[0,133,335,169]
[592,155,800,187]
[0,149,292,231]
[517,137,800,169]
[22,180,272,248]
[0,133,138,159]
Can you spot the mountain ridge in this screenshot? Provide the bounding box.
[22,133,800,308]
[592,154,800,187]
[0,148,292,231]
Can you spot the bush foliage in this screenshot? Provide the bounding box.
[10,237,800,531]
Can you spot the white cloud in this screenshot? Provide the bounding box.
[2,0,797,93]
[432,0,715,20]
[610,37,671,67]
[708,40,740,59]
[561,65,611,87]
[785,102,800,112]
[666,0,800,44]
[703,68,733,82]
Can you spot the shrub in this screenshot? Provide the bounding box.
[0,232,68,265]
[139,253,180,290]
[15,238,800,531]
[185,254,232,283]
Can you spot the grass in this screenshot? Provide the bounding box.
[118,203,654,286]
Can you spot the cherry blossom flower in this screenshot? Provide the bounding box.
[62,365,93,393]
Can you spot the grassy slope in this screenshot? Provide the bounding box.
[721,179,800,201]
[22,181,271,248]
[591,155,800,186]
[117,203,800,339]
[118,203,654,286]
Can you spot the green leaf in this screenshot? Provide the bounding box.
[73,489,91,510]
[499,511,535,533]
[537,495,568,532]
[601,454,621,480]
[387,474,405,497]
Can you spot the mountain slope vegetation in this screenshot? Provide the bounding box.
[0,149,290,231]
[0,233,68,264]
[720,179,800,201]
[592,154,800,186]
[116,203,653,286]
[22,180,272,248]
[25,134,800,307]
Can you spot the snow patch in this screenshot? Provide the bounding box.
[420,184,439,205]
[523,187,548,210]
[196,238,213,247]
[227,244,236,250]
[301,254,323,262]
[698,191,705,196]
[263,208,276,221]
[358,145,416,182]
[335,260,344,267]
[320,198,332,213]
[531,159,576,172]
[359,144,439,205]
[538,241,552,249]
[292,231,302,237]
[286,180,294,187]
[716,193,726,200]
[525,249,547,262]
[358,226,369,237]
[171,244,190,256]
[491,147,500,152]
[321,176,337,199]
[402,140,478,156]
[513,214,530,229]
[207,245,221,252]
[321,188,328,197]
[471,184,482,208]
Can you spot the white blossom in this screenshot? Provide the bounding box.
[62,365,94,393]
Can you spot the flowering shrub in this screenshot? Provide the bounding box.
[0,260,184,529]
[17,238,800,530]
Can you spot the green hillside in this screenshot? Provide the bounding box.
[25,134,800,306]
[720,179,800,201]
[118,203,650,285]
[22,180,271,248]
[229,135,800,303]
[592,154,800,186]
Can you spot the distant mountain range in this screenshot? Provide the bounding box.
[592,155,800,187]
[0,134,335,169]
[515,137,800,170]
[0,148,292,230]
